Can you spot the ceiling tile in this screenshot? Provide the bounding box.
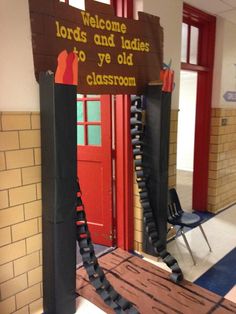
[220,0,236,8]
[185,0,231,14]
[219,9,236,24]
[185,0,236,24]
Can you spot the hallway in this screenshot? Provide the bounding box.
[176,169,193,212]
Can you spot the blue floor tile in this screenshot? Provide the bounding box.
[193,210,215,222]
[194,247,236,296]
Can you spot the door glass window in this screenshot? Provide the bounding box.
[77,101,84,122]
[88,126,101,145]
[59,0,110,9]
[77,95,102,146]
[190,26,199,64]
[181,23,199,65]
[87,101,101,122]
[87,94,100,98]
[77,125,85,145]
[181,23,188,63]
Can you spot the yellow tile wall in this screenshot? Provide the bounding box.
[133,109,178,253]
[0,112,43,314]
[208,108,236,212]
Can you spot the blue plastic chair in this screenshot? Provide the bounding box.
[167,188,212,265]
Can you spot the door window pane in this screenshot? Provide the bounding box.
[77,125,85,145]
[96,0,110,3]
[77,101,84,122]
[67,0,110,9]
[86,94,100,98]
[181,23,188,63]
[69,0,85,9]
[190,26,199,64]
[88,126,101,145]
[87,101,101,122]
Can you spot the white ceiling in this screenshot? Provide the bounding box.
[184,0,236,24]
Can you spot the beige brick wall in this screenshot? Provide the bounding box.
[133,109,178,252]
[168,110,178,188]
[133,176,143,252]
[208,108,236,212]
[0,112,43,314]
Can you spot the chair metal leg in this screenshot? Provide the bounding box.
[167,225,175,234]
[199,225,212,252]
[180,229,196,265]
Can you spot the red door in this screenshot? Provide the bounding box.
[77,94,113,246]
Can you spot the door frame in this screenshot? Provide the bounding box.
[113,0,134,250]
[115,95,134,250]
[59,0,134,249]
[181,4,216,211]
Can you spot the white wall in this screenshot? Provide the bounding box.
[212,17,224,108]
[221,20,236,106]
[135,0,183,109]
[0,0,39,111]
[133,0,143,19]
[212,18,236,107]
[177,71,197,171]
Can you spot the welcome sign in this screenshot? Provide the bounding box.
[28,0,163,94]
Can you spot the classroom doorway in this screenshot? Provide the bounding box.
[177,4,216,211]
[176,71,197,212]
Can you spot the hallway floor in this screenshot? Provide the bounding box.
[143,204,236,304]
[176,169,193,212]
[75,203,236,313]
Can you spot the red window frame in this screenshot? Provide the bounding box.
[182,4,216,211]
